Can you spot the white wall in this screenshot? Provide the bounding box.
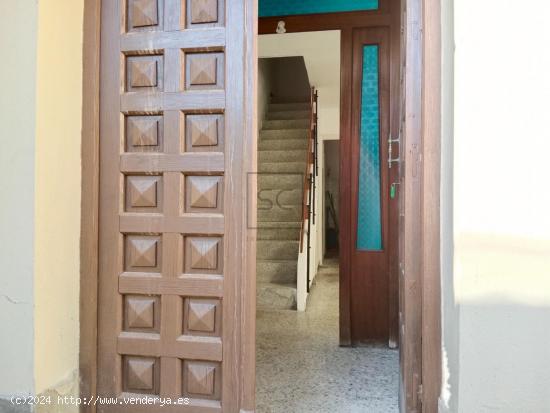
[259,31,341,140]
[439,0,458,411]
[0,0,38,399]
[446,1,550,411]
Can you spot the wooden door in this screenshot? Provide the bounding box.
[341,27,393,344]
[97,0,256,411]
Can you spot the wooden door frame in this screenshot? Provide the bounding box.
[80,0,441,411]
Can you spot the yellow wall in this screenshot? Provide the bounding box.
[34,0,84,396]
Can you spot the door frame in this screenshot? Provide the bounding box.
[80,0,441,411]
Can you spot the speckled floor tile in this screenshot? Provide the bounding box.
[256,263,399,413]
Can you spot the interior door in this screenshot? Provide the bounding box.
[342,27,392,344]
[97,0,256,411]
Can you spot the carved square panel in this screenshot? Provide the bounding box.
[187,0,223,27]
[125,235,162,273]
[185,114,224,152]
[127,0,163,32]
[182,360,221,400]
[184,237,223,275]
[125,175,162,213]
[185,176,223,213]
[126,115,163,152]
[185,53,224,90]
[123,356,160,395]
[126,55,164,92]
[183,298,221,336]
[124,295,160,332]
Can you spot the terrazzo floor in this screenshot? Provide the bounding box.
[256,261,399,413]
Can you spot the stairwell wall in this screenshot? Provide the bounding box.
[258,59,273,132]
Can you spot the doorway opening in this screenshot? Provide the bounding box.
[255,26,399,411]
[324,140,340,258]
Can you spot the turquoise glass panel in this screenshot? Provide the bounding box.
[356,45,382,251]
[259,0,379,18]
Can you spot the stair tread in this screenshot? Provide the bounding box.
[260,128,309,132]
[259,138,309,149]
[257,281,297,288]
[257,237,300,242]
[257,221,301,227]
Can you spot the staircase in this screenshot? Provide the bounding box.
[257,101,311,310]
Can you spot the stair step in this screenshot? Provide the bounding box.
[257,226,301,240]
[257,221,301,229]
[258,206,301,222]
[258,173,303,190]
[257,282,297,310]
[269,102,310,112]
[260,129,309,140]
[259,161,306,174]
[259,150,308,163]
[259,138,309,151]
[257,240,299,260]
[257,260,298,283]
[258,188,302,207]
[267,110,310,120]
[262,119,310,130]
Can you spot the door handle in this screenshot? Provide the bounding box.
[388,135,400,169]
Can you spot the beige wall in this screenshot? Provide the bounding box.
[34,0,84,398]
[0,0,38,398]
[445,0,550,411]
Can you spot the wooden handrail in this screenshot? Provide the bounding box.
[299,87,317,254]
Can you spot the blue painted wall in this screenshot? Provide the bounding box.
[259,0,379,18]
[356,45,382,251]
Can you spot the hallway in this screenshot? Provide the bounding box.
[256,260,399,413]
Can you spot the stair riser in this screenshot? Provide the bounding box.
[259,162,307,174]
[258,174,303,190]
[263,119,310,130]
[259,150,307,163]
[257,221,301,230]
[257,285,297,310]
[258,208,301,222]
[260,129,309,140]
[269,103,310,112]
[257,261,298,283]
[257,241,299,260]
[267,110,310,120]
[257,228,301,241]
[258,188,302,206]
[259,139,308,150]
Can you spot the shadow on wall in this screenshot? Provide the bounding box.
[261,56,311,102]
[450,234,550,413]
[458,299,550,413]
